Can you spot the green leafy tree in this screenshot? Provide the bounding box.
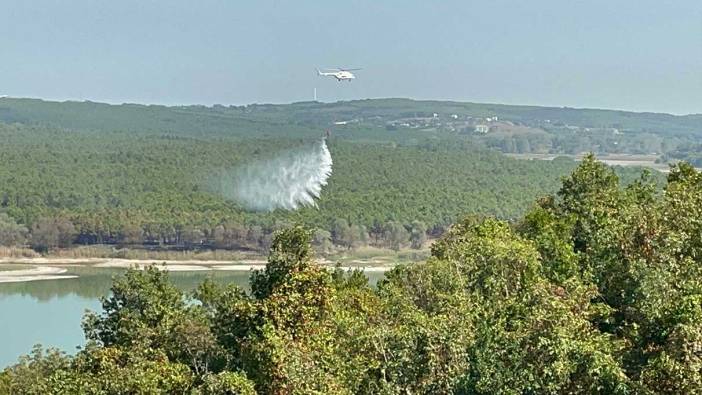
[383,221,409,251]
[10,155,702,394]
[198,371,256,395]
[30,217,76,251]
[0,213,27,246]
[312,228,333,254]
[409,220,427,249]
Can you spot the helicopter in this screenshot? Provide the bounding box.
[316,67,361,82]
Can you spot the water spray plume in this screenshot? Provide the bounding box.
[219,140,333,211]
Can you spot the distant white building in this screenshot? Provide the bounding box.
[474,124,490,134]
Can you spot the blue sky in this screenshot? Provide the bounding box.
[1,0,700,114]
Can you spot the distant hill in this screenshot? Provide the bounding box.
[0,97,698,138]
[282,98,701,136]
[0,96,667,253]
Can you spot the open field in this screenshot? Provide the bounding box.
[505,153,673,172]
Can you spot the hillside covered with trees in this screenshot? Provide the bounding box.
[0,98,666,255]
[2,97,698,156]
[3,157,702,393]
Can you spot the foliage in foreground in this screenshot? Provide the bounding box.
[3,156,702,393]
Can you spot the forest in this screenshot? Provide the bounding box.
[660,144,702,167]
[0,98,669,254]
[3,156,702,393]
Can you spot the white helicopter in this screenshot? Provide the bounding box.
[316,67,361,82]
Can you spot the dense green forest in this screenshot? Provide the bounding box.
[0,97,698,156]
[0,98,672,253]
[0,122,578,252]
[4,157,702,393]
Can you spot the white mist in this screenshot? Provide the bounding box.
[225,140,333,211]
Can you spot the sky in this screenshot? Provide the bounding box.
[0,0,700,114]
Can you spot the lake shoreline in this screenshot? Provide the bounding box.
[0,258,395,283]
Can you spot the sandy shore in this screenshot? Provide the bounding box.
[0,257,394,283]
[0,266,78,283]
[0,257,268,266]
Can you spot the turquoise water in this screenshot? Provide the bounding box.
[0,267,385,368]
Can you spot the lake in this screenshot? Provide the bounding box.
[0,266,385,368]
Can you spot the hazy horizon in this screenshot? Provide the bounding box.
[1,1,700,115]
[4,95,700,117]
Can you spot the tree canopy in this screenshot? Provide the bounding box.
[4,157,702,393]
[0,97,676,255]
